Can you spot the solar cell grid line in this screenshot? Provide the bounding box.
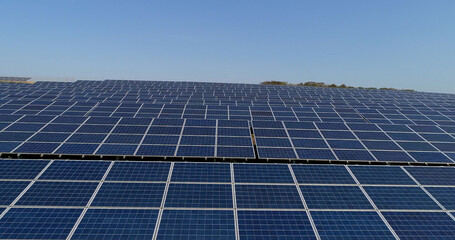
[66,161,114,240]
[51,116,91,154]
[281,121,300,160]
[230,163,240,240]
[0,160,53,220]
[379,130,419,163]
[400,166,455,222]
[288,164,321,240]
[312,122,340,161]
[406,126,455,163]
[90,116,122,155]
[132,118,155,155]
[172,118,186,157]
[151,162,174,240]
[10,115,59,154]
[344,165,400,239]
[343,123,380,162]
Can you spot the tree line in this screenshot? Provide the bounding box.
[260,81,414,91]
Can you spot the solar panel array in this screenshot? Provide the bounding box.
[0,159,455,239]
[1,79,455,239]
[1,80,455,164]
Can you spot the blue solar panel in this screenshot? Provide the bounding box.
[217,146,255,158]
[321,130,357,139]
[397,141,438,151]
[165,183,232,208]
[147,126,182,135]
[40,160,110,180]
[362,140,401,150]
[292,165,355,184]
[371,151,415,162]
[14,142,60,153]
[258,147,297,159]
[383,211,455,239]
[406,167,455,185]
[292,138,329,148]
[0,208,82,240]
[236,185,304,209]
[312,211,395,239]
[55,143,98,154]
[5,123,45,131]
[176,146,215,157]
[0,132,33,141]
[334,149,375,161]
[180,136,215,145]
[327,139,365,149]
[91,182,165,207]
[67,133,107,143]
[234,164,294,183]
[96,144,138,155]
[433,142,455,151]
[301,185,373,209]
[420,133,455,142]
[171,162,231,183]
[17,181,98,206]
[296,148,336,160]
[0,159,49,179]
[256,137,292,147]
[349,166,416,185]
[29,133,71,142]
[72,209,159,239]
[157,210,235,240]
[254,129,288,137]
[409,152,453,163]
[104,134,143,144]
[0,181,30,205]
[106,161,169,181]
[77,124,113,133]
[0,142,21,152]
[425,187,455,210]
[41,124,79,133]
[142,135,180,144]
[136,145,177,156]
[288,129,322,138]
[238,210,316,240]
[365,186,441,210]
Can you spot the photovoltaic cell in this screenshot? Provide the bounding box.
[405,167,455,185]
[312,211,395,240]
[72,209,159,240]
[91,182,165,207]
[349,166,416,185]
[301,185,373,209]
[425,187,455,210]
[0,181,30,205]
[365,186,441,210]
[258,147,297,159]
[234,164,294,183]
[165,183,232,208]
[236,185,304,209]
[157,210,235,240]
[40,160,110,180]
[106,161,170,182]
[383,211,455,240]
[292,165,355,184]
[0,208,82,240]
[238,211,316,240]
[16,181,98,206]
[171,163,231,183]
[0,159,49,179]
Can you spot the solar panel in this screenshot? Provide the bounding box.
[106,161,170,181]
[91,182,165,207]
[383,212,455,239]
[238,211,317,240]
[0,208,82,240]
[16,181,98,206]
[236,185,304,209]
[365,186,441,210]
[157,210,235,240]
[0,159,49,179]
[0,181,30,205]
[311,211,395,239]
[234,164,294,183]
[292,165,355,184]
[301,185,373,209]
[171,162,231,183]
[72,209,159,239]
[405,167,455,185]
[165,183,232,208]
[349,166,416,185]
[39,160,110,180]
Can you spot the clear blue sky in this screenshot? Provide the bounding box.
[1,0,454,93]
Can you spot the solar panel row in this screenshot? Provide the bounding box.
[0,159,455,239]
